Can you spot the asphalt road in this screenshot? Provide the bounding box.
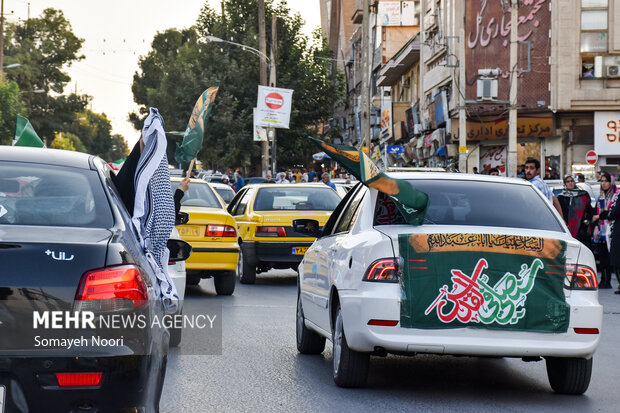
[161,270,620,413]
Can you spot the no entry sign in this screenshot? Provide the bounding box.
[585,150,598,165]
[256,86,293,129]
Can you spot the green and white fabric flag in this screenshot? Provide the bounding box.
[174,82,220,165]
[13,114,44,147]
[309,137,429,225]
[399,233,570,333]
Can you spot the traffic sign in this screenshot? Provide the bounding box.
[387,145,405,154]
[585,150,598,165]
[265,92,284,110]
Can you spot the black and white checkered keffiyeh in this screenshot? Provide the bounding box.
[133,108,179,313]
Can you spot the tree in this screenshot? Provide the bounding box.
[50,132,76,151]
[131,0,345,172]
[0,75,27,145]
[4,8,89,142]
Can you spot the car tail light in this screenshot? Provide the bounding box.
[363,258,399,282]
[255,226,287,237]
[574,328,599,334]
[75,265,148,311]
[368,319,399,326]
[565,264,598,290]
[56,372,103,387]
[206,224,237,237]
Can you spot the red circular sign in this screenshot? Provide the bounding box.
[265,92,284,110]
[585,150,598,165]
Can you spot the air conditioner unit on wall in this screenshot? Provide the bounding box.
[607,65,620,78]
[477,78,498,101]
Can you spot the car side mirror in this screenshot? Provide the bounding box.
[175,212,189,226]
[292,219,322,238]
[167,239,193,262]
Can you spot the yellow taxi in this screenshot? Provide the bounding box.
[170,177,239,295]
[226,183,342,284]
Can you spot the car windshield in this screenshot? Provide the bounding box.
[214,187,235,203]
[171,181,222,208]
[254,186,341,211]
[0,162,113,228]
[374,179,565,232]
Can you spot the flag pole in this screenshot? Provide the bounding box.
[187,158,196,176]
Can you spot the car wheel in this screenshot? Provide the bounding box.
[214,271,236,295]
[296,292,325,354]
[545,357,593,395]
[169,310,182,347]
[238,248,256,284]
[332,304,369,388]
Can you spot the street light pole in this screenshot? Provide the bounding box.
[507,0,519,177]
[0,0,5,71]
[258,0,270,177]
[360,0,370,149]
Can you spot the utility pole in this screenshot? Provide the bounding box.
[269,14,277,174]
[258,0,269,176]
[0,0,5,71]
[360,0,370,149]
[458,26,467,172]
[507,0,519,177]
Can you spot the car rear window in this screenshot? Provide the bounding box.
[254,187,341,211]
[374,179,565,232]
[214,187,234,203]
[0,162,113,228]
[171,181,222,208]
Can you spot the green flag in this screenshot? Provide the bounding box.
[309,137,429,225]
[399,233,569,333]
[13,114,44,148]
[174,82,220,164]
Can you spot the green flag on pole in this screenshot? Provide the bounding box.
[174,82,220,164]
[308,137,429,225]
[13,114,44,147]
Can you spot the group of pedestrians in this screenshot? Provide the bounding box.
[531,160,620,293]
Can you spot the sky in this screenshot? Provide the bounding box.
[5,0,321,147]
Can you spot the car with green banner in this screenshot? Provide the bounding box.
[294,172,602,393]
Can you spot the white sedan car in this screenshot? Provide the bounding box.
[295,172,602,393]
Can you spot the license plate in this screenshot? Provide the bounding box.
[178,225,202,237]
[292,246,308,255]
[0,385,5,413]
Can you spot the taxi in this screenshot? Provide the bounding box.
[227,183,341,284]
[170,177,239,295]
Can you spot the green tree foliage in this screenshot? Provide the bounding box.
[0,76,27,145]
[4,8,90,143]
[131,0,345,172]
[50,132,76,151]
[65,111,128,161]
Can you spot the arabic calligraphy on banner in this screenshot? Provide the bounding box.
[398,233,569,333]
[466,115,552,141]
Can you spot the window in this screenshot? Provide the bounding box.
[334,186,367,233]
[373,180,564,232]
[170,181,221,208]
[0,162,113,228]
[254,187,341,211]
[580,0,608,53]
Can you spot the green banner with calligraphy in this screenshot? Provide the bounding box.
[399,233,569,333]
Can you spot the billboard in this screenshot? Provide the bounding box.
[465,0,551,115]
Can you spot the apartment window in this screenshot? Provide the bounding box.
[580,0,608,53]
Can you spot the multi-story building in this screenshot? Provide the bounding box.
[551,0,620,177]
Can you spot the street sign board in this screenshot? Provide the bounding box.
[387,145,405,154]
[256,86,293,129]
[585,150,598,165]
[252,108,267,141]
